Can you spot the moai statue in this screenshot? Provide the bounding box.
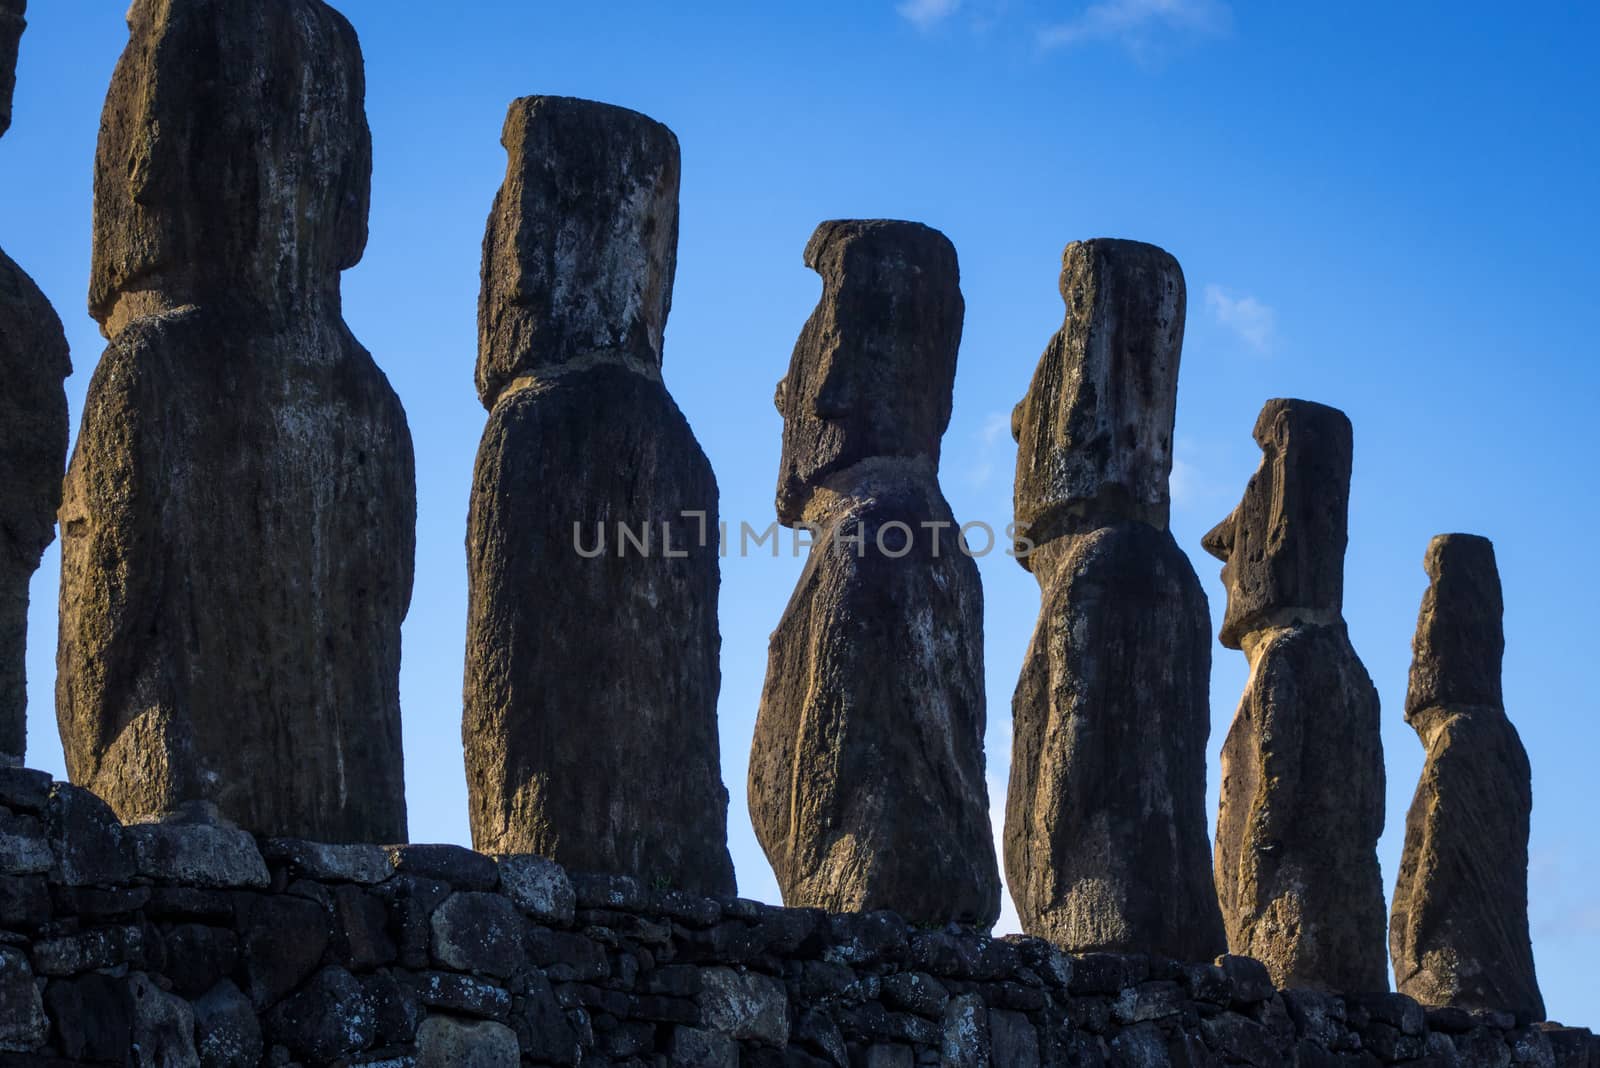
[748,220,1000,926]
[1391,535,1543,1020]
[0,0,71,766]
[1204,399,1387,991]
[464,96,734,896]
[57,0,414,841]
[1003,239,1226,960]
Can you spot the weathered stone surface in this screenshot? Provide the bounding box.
[128,820,269,889]
[387,844,498,891]
[0,945,46,1051]
[44,972,135,1061]
[1204,398,1387,992]
[263,838,391,885]
[32,923,143,976]
[163,922,239,998]
[0,810,47,874]
[405,969,512,1020]
[128,971,199,1067]
[266,965,375,1061]
[464,96,732,894]
[497,854,575,925]
[417,1015,520,1068]
[700,965,790,1045]
[0,766,49,813]
[941,993,991,1066]
[1003,239,1224,961]
[45,782,136,886]
[194,980,262,1068]
[1011,239,1183,545]
[57,0,413,841]
[431,891,529,978]
[749,219,999,926]
[669,1025,739,1067]
[0,0,71,767]
[1391,535,1543,1021]
[237,892,330,1008]
[0,785,1590,1067]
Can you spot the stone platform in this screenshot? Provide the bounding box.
[0,768,1592,1067]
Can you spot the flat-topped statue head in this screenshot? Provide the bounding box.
[1202,398,1354,649]
[774,219,963,526]
[0,0,25,139]
[1011,238,1185,559]
[1407,533,1504,725]
[477,95,680,409]
[88,0,372,335]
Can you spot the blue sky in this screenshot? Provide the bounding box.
[4,0,1596,1023]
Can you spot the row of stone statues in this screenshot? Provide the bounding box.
[0,0,1543,1023]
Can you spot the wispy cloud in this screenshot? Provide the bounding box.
[1039,0,1231,58]
[966,409,1015,487]
[1204,284,1276,354]
[898,0,962,30]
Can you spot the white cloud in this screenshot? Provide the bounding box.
[965,409,1015,487]
[1039,0,1230,56]
[1204,284,1276,354]
[980,409,1011,446]
[898,0,962,30]
[1170,454,1197,506]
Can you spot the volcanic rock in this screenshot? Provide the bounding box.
[749,219,999,926]
[1204,398,1387,992]
[1004,239,1224,960]
[463,95,733,895]
[55,0,414,841]
[1390,534,1543,1020]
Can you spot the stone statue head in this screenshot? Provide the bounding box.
[0,0,25,139]
[1011,239,1185,556]
[1407,533,1503,722]
[774,219,963,526]
[89,0,372,334]
[477,95,680,410]
[1202,398,1353,649]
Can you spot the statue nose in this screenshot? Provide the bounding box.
[1202,512,1236,562]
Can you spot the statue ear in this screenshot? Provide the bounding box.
[1010,400,1025,444]
[1268,408,1292,451]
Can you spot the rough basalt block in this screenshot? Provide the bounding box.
[1391,534,1543,1021]
[57,0,414,842]
[751,220,998,926]
[463,96,733,895]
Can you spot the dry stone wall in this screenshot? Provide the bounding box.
[0,767,1593,1067]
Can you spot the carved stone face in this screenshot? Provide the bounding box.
[774,219,963,525]
[1202,398,1353,649]
[1407,532,1504,720]
[89,0,372,327]
[0,0,26,140]
[1011,239,1185,551]
[476,95,680,409]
